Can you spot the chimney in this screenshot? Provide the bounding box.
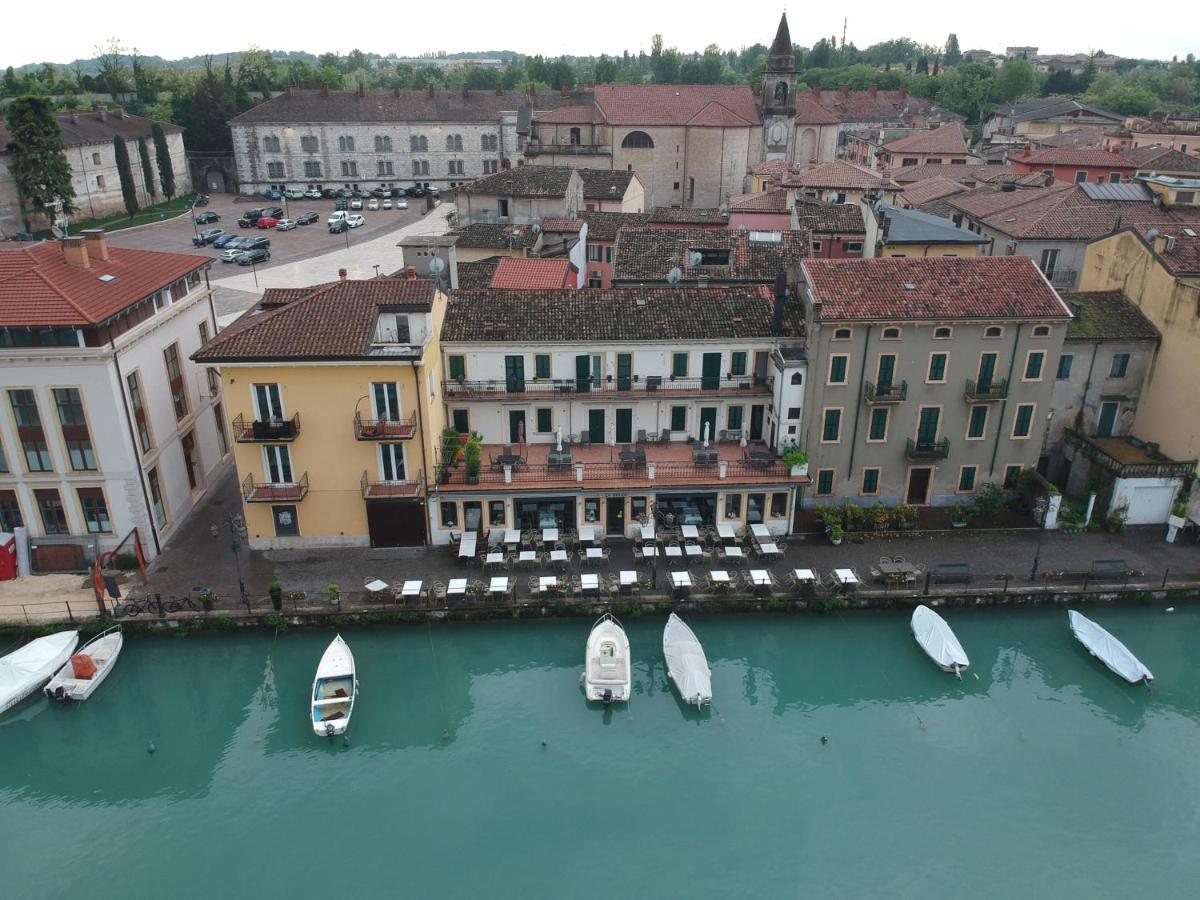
[868,84,878,97]
[81,229,110,262]
[811,86,821,99]
[406,266,417,280]
[338,268,348,282]
[62,237,90,270]
[772,271,787,337]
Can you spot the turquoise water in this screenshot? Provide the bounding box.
[2,607,1198,898]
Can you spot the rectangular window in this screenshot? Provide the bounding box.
[534,354,551,379]
[821,408,841,442]
[927,353,947,383]
[730,352,747,376]
[1012,403,1035,439]
[163,343,188,420]
[868,407,888,441]
[0,436,7,473]
[1003,465,1022,489]
[263,136,281,153]
[727,406,743,430]
[53,387,96,471]
[958,466,977,492]
[671,353,688,377]
[147,467,167,528]
[816,470,834,496]
[266,161,284,178]
[448,355,466,380]
[770,492,787,517]
[966,405,988,440]
[1074,171,1088,183]
[1110,353,1130,378]
[828,354,848,384]
[213,401,228,456]
[1024,351,1045,381]
[9,389,52,472]
[536,408,552,433]
[861,468,880,495]
[0,490,22,532]
[303,161,321,178]
[587,244,602,262]
[486,500,506,527]
[77,488,112,534]
[724,493,742,518]
[35,489,69,534]
[787,407,801,420]
[1056,354,1073,380]
[440,502,458,528]
[670,406,687,431]
[126,372,153,453]
[451,409,469,434]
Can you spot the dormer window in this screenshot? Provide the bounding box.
[375,314,410,344]
[695,249,731,267]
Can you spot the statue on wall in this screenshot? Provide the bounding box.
[774,81,788,104]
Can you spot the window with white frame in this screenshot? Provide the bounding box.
[374,135,392,152]
[300,135,319,152]
[338,136,355,152]
[266,161,285,178]
[304,161,321,178]
[483,159,499,174]
[341,161,359,177]
[262,135,281,153]
[263,445,293,484]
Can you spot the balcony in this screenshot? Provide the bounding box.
[906,438,950,461]
[441,375,772,402]
[524,142,611,158]
[233,413,300,442]
[863,381,907,404]
[361,470,424,499]
[1045,268,1078,289]
[964,379,1009,402]
[242,472,309,503]
[354,414,416,441]
[435,440,803,493]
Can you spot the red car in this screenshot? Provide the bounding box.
[256,217,279,229]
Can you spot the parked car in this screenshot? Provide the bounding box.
[349,197,363,210]
[262,189,282,200]
[192,227,224,246]
[297,212,319,225]
[321,188,338,199]
[241,236,270,251]
[212,232,241,248]
[256,216,279,229]
[329,219,348,234]
[284,189,305,200]
[395,198,408,210]
[367,198,379,211]
[346,214,366,228]
[237,248,271,265]
[334,198,347,211]
[275,218,297,230]
[304,188,322,199]
[382,198,392,209]
[262,206,284,219]
[238,208,264,228]
[406,186,426,197]
[194,211,220,225]
[370,188,391,198]
[193,194,211,207]
[327,210,348,224]
[220,246,246,262]
[336,188,355,198]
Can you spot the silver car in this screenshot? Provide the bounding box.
[275,218,297,231]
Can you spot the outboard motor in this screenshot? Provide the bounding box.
[325,722,336,738]
[51,685,66,703]
[602,689,613,706]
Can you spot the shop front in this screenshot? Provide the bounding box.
[515,496,578,531]
[654,492,718,527]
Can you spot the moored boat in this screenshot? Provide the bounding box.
[662,613,712,708]
[311,634,357,736]
[584,614,630,704]
[1068,610,1153,685]
[0,630,79,714]
[44,626,123,702]
[911,605,970,676]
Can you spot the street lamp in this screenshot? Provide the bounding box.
[210,513,249,612]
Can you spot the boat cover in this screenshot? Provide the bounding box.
[0,631,78,700]
[1069,610,1153,684]
[911,605,970,672]
[662,613,713,705]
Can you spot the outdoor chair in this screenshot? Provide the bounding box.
[637,429,649,444]
[893,556,906,564]
[870,566,883,583]
[430,582,447,603]
[879,557,893,566]
[569,575,582,594]
[527,575,540,595]
[658,430,671,444]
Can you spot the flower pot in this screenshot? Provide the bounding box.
[830,537,842,546]
[790,463,808,478]
[269,586,283,611]
[201,597,214,612]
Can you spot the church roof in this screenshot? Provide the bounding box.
[769,13,794,59]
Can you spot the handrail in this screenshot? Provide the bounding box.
[905,437,950,460]
[964,378,1009,401]
[441,374,772,398]
[863,380,907,403]
[233,412,301,441]
[242,471,309,501]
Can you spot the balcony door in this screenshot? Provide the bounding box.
[372,382,401,421]
[906,467,933,504]
[504,355,526,393]
[588,408,605,444]
[264,445,293,484]
[977,353,997,392]
[508,410,526,444]
[615,408,633,443]
[616,354,632,391]
[575,354,591,393]
[701,353,722,391]
[379,443,406,482]
[1096,401,1118,438]
[699,407,717,442]
[749,404,765,441]
[916,408,940,448]
[253,383,283,421]
[877,355,895,389]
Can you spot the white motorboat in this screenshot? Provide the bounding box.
[311,634,357,736]
[662,613,712,708]
[0,630,79,714]
[1068,610,1153,685]
[584,614,631,703]
[45,626,123,702]
[911,605,970,676]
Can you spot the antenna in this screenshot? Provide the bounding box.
[687,251,703,268]
[666,267,682,285]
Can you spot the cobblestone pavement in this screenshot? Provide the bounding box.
[144,470,1200,610]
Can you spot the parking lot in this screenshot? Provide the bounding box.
[107,191,436,273]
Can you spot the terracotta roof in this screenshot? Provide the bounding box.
[969,166,1049,187]
[751,159,793,177]
[1034,126,1107,149]
[1129,223,1200,275]
[441,285,803,343]
[230,88,591,125]
[565,211,651,242]
[456,165,575,198]
[195,278,437,362]
[592,84,761,127]
[453,223,540,250]
[0,240,207,327]
[649,207,729,225]
[456,258,501,289]
[1124,146,1200,174]
[783,161,898,191]
[1063,291,1160,342]
[578,168,636,201]
[803,257,1071,322]
[994,98,1121,125]
[0,109,179,150]
[533,105,603,124]
[890,163,1045,188]
[884,124,968,155]
[612,228,806,283]
[967,185,1199,240]
[901,176,968,207]
[539,217,583,233]
[730,189,790,213]
[1010,147,1137,168]
[792,97,841,126]
[490,257,574,290]
[260,284,336,307]
[794,200,866,235]
[944,183,1067,219]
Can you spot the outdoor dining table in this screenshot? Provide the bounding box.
[549,549,568,563]
[364,579,389,593]
[681,524,699,540]
[585,547,604,560]
[717,524,736,542]
[518,550,537,564]
[447,578,468,597]
[578,525,596,544]
[489,576,510,595]
[750,523,771,541]
[684,544,703,557]
[671,571,692,589]
[722,546,744,560]
[620,570,637,586]
[641,545,659,558]
[580,573,600,593]
[543,528,559,543]
[457,535,477,558]
[664,545,683,558]
[640,522,656,541]
[539,576,560,593]
[503,529,521,546]
[833,568,859,586]
[710,570,731,584]
[758,542,780,556]
[485,551,505,565]
[401,580,423,598]
[792,568,816,583]
[749,569,772,587]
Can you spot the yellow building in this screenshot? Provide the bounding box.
[194,277,447,548]
[1079,224,1200,465]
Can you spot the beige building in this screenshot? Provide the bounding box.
[454,166,583,226]
[800,257,1072,506]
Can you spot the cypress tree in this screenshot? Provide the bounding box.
[5,95,76,231]
[137,135,156,203]
[151,121,176,199]
[113,135,139,218]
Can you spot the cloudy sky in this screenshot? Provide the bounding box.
[2,2,1194,68]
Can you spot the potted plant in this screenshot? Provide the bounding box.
[829,524,845,546]
[1167,499,1187,543]
[464,435,482,484]
[950,503,973,528]
[268,580,283,611]
[328,583,341,605]
[783,448,809,478]
[870,502,890,530]
[843,504,863,532]
[198,588,215,612]
[893,504,918,530]
[817,505,842,534]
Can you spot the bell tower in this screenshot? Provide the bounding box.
[761,13,797,159]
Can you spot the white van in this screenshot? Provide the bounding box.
[327,210,349,226]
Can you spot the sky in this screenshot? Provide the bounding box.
[2,1,1195,69]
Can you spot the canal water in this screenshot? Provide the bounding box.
[2,607,1198,897]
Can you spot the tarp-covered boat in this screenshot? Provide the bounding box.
[663,613,712,707]
[0,630,78,714]
[911,605,969,675]
[1069,610,1153,685]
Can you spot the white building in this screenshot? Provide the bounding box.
[0,108,191,238]
[0,231,226,568]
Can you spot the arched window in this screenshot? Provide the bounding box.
[774,81,788,104]
[621,130,654,149]
[790,372,803,385]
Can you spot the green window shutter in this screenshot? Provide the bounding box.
[928,353,946,381]
[830,355,847,383]
[862,468,879,494]
[730,351,747,376]
[1056,355,1073,379]
[448,355,465,380]
[535,354,551,379]
[536,408,552,432]
[672,353,689,377]
[868,408,888,441]
[822,409,841,441]
[968,406,987,438]
[959,466,976,491]
[670,406,687,431]
[728,406,743,429]
[817,470,834,494]
[451,409,469,433]
[1025,352,1043,380]
[1014,404,1034,437]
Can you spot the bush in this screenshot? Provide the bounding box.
[972,483,1006,522]
[113,552,139,572]
[464,435,482,477]
[817,505,843,528]
[783,448,808,468]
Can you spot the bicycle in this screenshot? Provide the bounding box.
[162,595,202,613]
[113,595,160,618]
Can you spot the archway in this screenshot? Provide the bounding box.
[204,166,229,193]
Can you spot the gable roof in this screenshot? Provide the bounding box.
[1010,147,1137,168]
[1124,145,1200,175]
[794,201,866,235]
[901,176,969,207]
[578,168,637,201]
[805,88,958,125]
[649,207,729,225]
[532,104,603,124]
[0,240,207,327]
[194,278,437,362]
[591,84,761,127]
[455,165,575,198]
[1033,126,1108,149]
[751,159,794,177]
[566,211,651,242]
[803,257,1071,322]
[996,98,1122,124]
[490,257,574,290]
[441,285,802,343]
[792,96,842,126]
[453,222,540,250]
[884,124,968,155]
[612,228,806,283]
[879,204,989,246]
[1128,223,1200,276]
[455,258,501,289]
[1063,291,1161,342]
[783,160,898,191]
[0,108,180,151]
[730,189,790,213]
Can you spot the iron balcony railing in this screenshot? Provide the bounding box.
[233,412,300,442]
[436,458,794,488]
[964,378,1009,401]
[354,414,416,441]
[441,374,772,400]
[905,438,950,460]
[524,142,611,157]
[863,380,907,404]
[361,469,424,499]
[242,471,309,502]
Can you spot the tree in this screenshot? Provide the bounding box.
[653,48,681,84]
[151,122,176,200]
[4,96,76,230]
[137,136,156,203]
[594,54,618,83]
[994,59,1037,102]
[808,39,833,69]
[95,38,130,95]
[936,63,996,123]
[113,136,139,218]
[916,56,929,75]
[944,34,962,67]
[237,47,279,97]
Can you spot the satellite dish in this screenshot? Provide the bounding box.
[532,222,542,234]
[719,202,729,216]
[666,267,682,285]
[687,251,703,268]
[429,256,447,274]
